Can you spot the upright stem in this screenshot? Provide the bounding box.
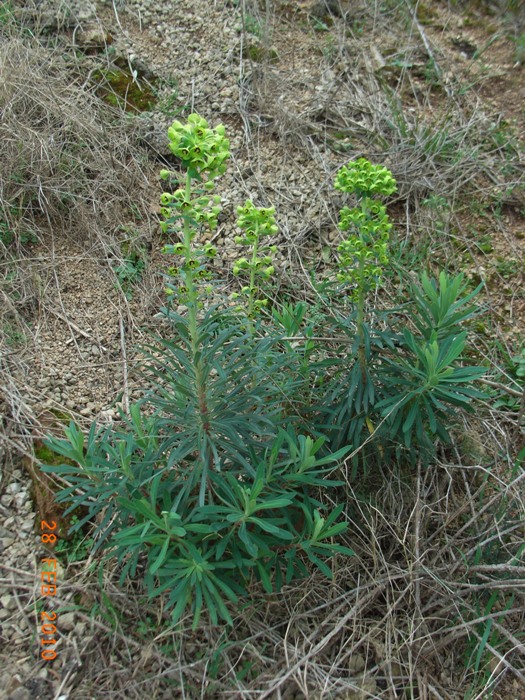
[248,223,260,323]
[182,172,212,488]
[183,171,199,353]
[356,253,367,385]
[356,198,368,384]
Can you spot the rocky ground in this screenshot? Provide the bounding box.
[1,0,524,698]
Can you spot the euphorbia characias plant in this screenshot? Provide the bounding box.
[334,158,397,382]
[232,200,278,320]
[39,113,486,631]
[159,113,230,311]
[159,114,279,327]
[158,114,231,486]
[334,157,396,296]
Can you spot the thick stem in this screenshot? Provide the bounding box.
[356,197,368,384]
[182,172,201,356]
[248,223,260,321]
[356,255,367,385]
[182,172,212,486]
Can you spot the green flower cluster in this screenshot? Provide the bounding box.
[338,198,391,232]
[232,201,278,314]
[159,116,228,236]
[334,160,396,297]
[235,200,279,239]
[159,190,222,236]
[158,115,231,304]
[233,201,277,280]
[161,238,217,301]
[163,113,230,180]
[232,255,275,280]
[163,241,216,269]
[334,158,397,198]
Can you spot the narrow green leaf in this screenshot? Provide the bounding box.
[474,618,493,674]
[402,403,419,435]
[169,583,191,625]
[317,521,348,540]
[438,332,467,368]
[204,577,233,625]
[238,523,258,557]
[256,560,273,593]
[252,497,294,511]
[306,551,333,578]
[192,583,203,630]
[249,517,294,540]
[150,537,171,575]
[200,579,219,626]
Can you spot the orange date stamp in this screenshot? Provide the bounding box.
[40,520,59,661]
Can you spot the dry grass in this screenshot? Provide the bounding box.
[8,445,521,698]
[0,39,148,238]
[0,30,156,479]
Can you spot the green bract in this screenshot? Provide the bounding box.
[159,116,231,307]
[236,200,278,237]
[232,200,278,320]
[334,158,397,198]
[167,113,230,180]
[334,161,396,297]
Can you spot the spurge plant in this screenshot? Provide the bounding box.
[41,114,485,628]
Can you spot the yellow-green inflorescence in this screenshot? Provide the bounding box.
[334,158,397,300]
[232,200,278,317]
[159,114,230,304]
[163,113,230,180]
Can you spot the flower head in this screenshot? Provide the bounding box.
[335,158,397,198]
[167,114,230,180]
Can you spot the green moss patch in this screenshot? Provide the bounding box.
[92,65,157,113]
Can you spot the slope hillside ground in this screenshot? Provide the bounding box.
[0,0,524,698]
